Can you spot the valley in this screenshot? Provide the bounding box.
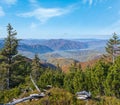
[18,39,107,63]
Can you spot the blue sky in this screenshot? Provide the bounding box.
[0,0,120,39]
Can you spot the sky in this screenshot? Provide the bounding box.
[0,0,120,39]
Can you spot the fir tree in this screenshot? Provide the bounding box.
[31,54,41,81]
[105,33,120,63]
[105,56,120,97]
[73,70,86,92]
[1,23,19,89]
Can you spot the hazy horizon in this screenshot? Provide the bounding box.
[0,36,110,40]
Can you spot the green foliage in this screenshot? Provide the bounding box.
[10,55,31,87]
[91,60,109,95]
[73,70,86,93]
[0,24,19,89]
[0,62,8,90]
[47,88,74,105]
[38,69,64,88]
[64,72,75,93]
[0,91,4,103]
[1,54,120,104]
[84,66,95,93]
[106,33,119,54]
[31,54,42,82]
[0,87,21,103]
[69,61,78,72]
[105,33,120,63]
[4,88,120,105]
[105,56,120,97]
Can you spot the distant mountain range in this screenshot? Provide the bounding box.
[20,39,88,51]
[0,39,107,62]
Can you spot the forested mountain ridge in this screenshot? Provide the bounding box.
[0,40,54,54]
[18,43,54,54]
[20,39,88,50]
[20,39,107,50]
[38,39,88,50]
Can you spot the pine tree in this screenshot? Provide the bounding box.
[105,33,120,63]
[64,72,75,93]
[0,62,7,90]
[31,54,41,81]
[73,70,86,92]
[105,56,120,97]
[91,60,109,95]
[69,61,77,72]
[1,23,19,89]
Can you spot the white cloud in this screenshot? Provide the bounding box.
[107,6,112,10]
[1,0,17,5]
[83,0,106,6]
[18,5,74,23]
[30,22,37,29]
[83,0,93,5]
[89,0,93,5]
[29,0,39,7]
[0,6,5,17]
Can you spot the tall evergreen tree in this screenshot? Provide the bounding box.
[105,56,120,97]
[64,72,75,93]
[1,23,19,89]
[105,33,120,63]
[91,60,109,95]
[31,54,41,81]
[73,70,86,93]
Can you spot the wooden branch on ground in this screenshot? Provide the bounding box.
[6,93,45,105]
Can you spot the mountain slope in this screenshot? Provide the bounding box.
[18,44,53,54]
[41,39,88,50]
